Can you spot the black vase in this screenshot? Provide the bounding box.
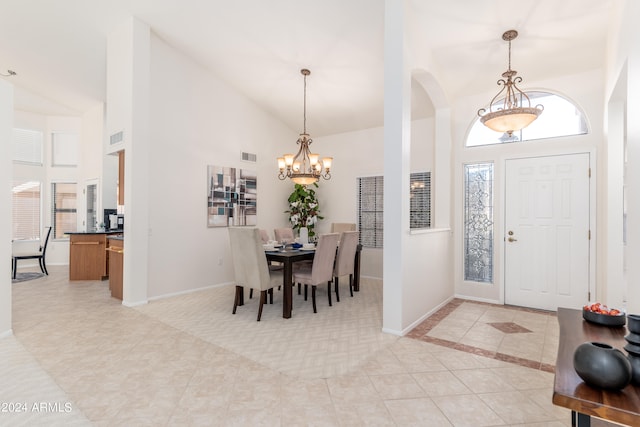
[573,342,632,390]
[628,353,640,385]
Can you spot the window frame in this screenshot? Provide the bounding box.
[51,181,78,240]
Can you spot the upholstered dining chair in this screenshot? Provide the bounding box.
[330,223,356,233]
[274,227,295,244]
[228,227,283,321]
[259,229,270,244]
[333,231,359,301]
[12,226,52,279]
[293,233,339,313]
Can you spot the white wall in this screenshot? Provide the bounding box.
[146,33,297,298]
[0,80,13,336]
[453,68,605,304]
[604,0,640,312]
[315,118,435,279]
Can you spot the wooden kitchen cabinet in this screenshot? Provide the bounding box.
[69,233,112,280]
[107,237,123,300]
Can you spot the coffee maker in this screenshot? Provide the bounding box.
[104,209,117,230]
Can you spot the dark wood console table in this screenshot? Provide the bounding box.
[553,307,640,426]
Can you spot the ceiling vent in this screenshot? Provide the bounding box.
[241,151,257,163]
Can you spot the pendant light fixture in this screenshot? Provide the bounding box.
[477,30,543,136]
[277,68,332,185]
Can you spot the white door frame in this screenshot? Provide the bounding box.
[497,149,597,307]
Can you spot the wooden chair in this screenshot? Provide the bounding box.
[12,226,52,279]
[293,233,339,313]
[228,227,283,321]
[333,231,359,301]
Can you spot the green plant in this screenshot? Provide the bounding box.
[285,183,324,237]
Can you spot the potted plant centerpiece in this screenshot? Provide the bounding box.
[286,183,323,242]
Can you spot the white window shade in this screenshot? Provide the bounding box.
[52,132,78,167]
[13,128,43,165]
[12,180,41,240]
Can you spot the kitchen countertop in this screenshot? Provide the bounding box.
[67,230,124,235]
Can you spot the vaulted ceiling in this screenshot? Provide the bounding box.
[0,0,616,137]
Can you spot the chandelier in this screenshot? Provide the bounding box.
[477,30,543,136]
[277,68,332,185]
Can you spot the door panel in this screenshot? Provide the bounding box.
[505,154,590,311]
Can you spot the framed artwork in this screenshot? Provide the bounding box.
[207,165,257,227]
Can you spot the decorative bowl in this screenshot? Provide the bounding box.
[582,308,626,327]
[627,314,640,334]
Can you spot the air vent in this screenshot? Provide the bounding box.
[241,151,257,162]
[110,131,124,145]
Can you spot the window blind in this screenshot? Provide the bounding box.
[410,172,431,229]
[12,180,41,240]
[51,183,77,239]
[51,132,78,167]
[358,176,384,248]
[13,128,43,165]
[358,172,432,248]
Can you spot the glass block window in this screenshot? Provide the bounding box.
[467,91,588,147]
[51,182,77,239]
[358,176,384,248]
[410,172,431,229]
[464,163,494,283]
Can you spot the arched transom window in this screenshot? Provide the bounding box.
[466,91,588,147]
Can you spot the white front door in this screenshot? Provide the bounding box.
[504,153,591,311]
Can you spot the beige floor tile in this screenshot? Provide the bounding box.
[412,371,471,396]
[7,268,572,426]
[368,373,426,399]
[477,390,556,424]
[452,368,517,394]
[384,397,452,426]
[431,394,505,427]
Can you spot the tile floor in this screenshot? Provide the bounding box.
[1,266,621,426]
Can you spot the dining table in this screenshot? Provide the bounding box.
[553,307,640,426]
[265,248,315,318]
[265,244,363,318]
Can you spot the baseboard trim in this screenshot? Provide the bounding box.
[147,281,235,302]
[397,295,456,336]
[454,294,501,305]
[0,329,14,339]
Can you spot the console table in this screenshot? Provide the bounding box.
[553,307,640,426]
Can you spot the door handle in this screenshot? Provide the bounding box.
[508,237,518,242]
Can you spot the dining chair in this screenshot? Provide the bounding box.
[259,229,270,244]
[333,231,359,301]
[228,227,283,321]
[12,226,52,279]
[330,222,356,233]
[274,227,295,244]
[293,233,339,313]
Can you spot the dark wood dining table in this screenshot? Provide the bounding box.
[553,307,640,426]
[265,244,362,319]
[265,249,315,318]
